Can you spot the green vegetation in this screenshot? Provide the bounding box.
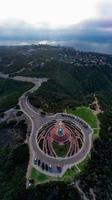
[0,45,112,199]
[28,181,81,200]
[67,107,97,128]
[79,111,112,199]
[0,78,33,113]
[29,77,93,113]
[53,142,69,157]
[66,106,100,137]
[31,168,49,185]
[28,48,112,114]
[77,155,90,171]
[0,144,29,200]
[0,119,28,147]
[59,166,78,182]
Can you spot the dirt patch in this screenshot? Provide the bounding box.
[90,94,103,115]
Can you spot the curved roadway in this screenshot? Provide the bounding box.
[18,77,93,176]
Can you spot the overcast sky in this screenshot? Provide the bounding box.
[0,0,112,54]
[0,0,104,27]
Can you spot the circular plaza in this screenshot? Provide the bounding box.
[18,78,93,178]
[30,113,93,177]
[37,119,84,158]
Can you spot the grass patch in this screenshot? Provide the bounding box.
[31,168,49,185]
[53,142,69,157]
[59,166,78,182]
[77,155,90,171]
[66,106,100,138]
[59,156,90,182]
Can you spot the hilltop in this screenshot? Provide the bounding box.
[0,45,112,200]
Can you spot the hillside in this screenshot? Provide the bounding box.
[28,58,112,113]
[0,45,112,200]
[0,78,33,112]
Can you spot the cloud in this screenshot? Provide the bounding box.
[0,17,112,54]
[97,0,112,19]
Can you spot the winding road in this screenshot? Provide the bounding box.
[18,76,93,177]
[0,73,93,177]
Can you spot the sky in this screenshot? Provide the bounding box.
[0,0,101,27]
[0,0,112,54]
